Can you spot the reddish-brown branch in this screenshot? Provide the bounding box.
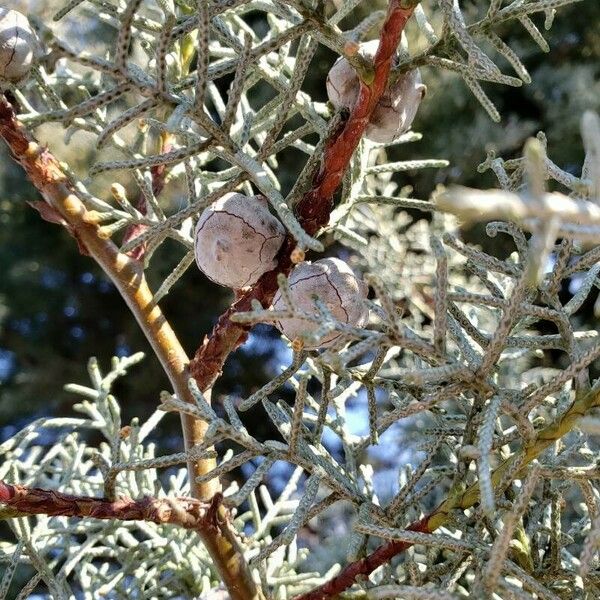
[293,516,430,600]
[123,131,174,260]
[295,1,417,236]
[189,236,295,390]
[0,480,219,531]
[189,0,418,391]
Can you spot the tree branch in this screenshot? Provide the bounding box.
[189,0,420,391]
[0,480,219,531]
[0,96,263,600]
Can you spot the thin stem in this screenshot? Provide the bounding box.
[122,130,174,261]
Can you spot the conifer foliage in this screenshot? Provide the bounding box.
[1,0,599,598]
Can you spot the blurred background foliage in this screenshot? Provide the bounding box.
[0,0,598,452]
